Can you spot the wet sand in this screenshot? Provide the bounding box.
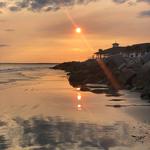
[0,68,150,150]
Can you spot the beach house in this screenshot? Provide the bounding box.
[94,43,150,59]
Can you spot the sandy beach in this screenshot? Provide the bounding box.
[1,0,150,149]
[0,64,149,150]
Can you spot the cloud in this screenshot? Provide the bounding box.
[1,0,150,17]
[0,0,99,12]
[0,19,6,22]
[137,0,150,4]
[7,0,138,12]
[137,0,150,17]
[0,44,9,47]
[112,0,128,4]
[112,0,138,5]
[140,10,150,17]
[127,1,137,6]
[4,28,15,32]
[9,6,21,12]
[112,0,150,17]
[0,2,6,8]
[112,0,150,5]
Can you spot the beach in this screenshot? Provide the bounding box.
[0,64,150,150]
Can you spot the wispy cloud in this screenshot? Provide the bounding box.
[137,0,150,4]
[140,10,150,17]
[0,2,6,8]
[112,0,150,17]
[137,0,150,17]
[9,6,21,12]
[0,19,6,22]
[0,44,9,47]
[112,0,128,4]
[4,28,15,32]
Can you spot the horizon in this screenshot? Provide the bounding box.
[0,1,150,148]
[0,0,150,63]
[1,41,150,63]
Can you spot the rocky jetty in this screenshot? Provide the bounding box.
[53,54,150,100]
[53,60,105,86]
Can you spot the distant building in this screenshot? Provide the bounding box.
[112,42,119,48]
[94,49,103,59]
[94,43,150,59]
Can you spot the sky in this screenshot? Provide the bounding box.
[0,0,150,63]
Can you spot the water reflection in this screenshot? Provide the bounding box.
[76,87,81,91]
[77,93,81,101]
[76,88,83,111]
[77,93,82,111]
[0,116,149,150]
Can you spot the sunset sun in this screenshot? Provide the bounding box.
[75,27,82,33]
[0,0,150,149]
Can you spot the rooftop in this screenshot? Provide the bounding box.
[95,43,150,55]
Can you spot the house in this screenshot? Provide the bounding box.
[112,42,119,48]
[94,43,150,59]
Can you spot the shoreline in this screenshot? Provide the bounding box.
[0,64,150,149]
[52,56,150,101]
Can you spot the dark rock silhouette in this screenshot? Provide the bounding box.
[53,45,150,99]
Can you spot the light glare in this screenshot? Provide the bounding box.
[76,27,81,33]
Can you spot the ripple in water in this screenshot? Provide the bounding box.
[0,116,149,150]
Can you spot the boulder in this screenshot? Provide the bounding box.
[137,60,150,86]
[53,61,81,72]
[105,54,126,69]
[141,60,150,73]
[142,52,150,64]
[52,56,150,99]
[119,68,136,86]
[141,86,150,100]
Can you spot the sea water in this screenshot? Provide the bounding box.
[0,63,149,150]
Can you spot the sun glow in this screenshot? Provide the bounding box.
[75,27,82,33]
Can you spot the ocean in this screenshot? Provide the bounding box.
[0,63,56,84]
[0,63,149,150]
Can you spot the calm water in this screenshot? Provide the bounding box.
[0,64,150,150]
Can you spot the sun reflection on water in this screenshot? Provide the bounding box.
[77,93,81,101]
[76,87,80,91]
[76,88,83,111]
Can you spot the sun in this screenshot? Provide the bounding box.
[75,27,82,33]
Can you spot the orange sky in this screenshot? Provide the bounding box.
[0,0,150,63]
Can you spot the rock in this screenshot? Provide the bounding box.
[105,54,126,69]
[68,70,87,86]
[140,81,150,100]
[136,61,150,86]
[54,59,105,87]
[52,55,150,99]
[120,68,136,86]
[141,60,150,73]
[136,61,150,99]
[53,61,82,72]
[80,85,89,91]
[142,52,150,64]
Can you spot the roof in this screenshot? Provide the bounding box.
[103,47,125,54]
[112,42,119,45]
[95,43,150,55]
